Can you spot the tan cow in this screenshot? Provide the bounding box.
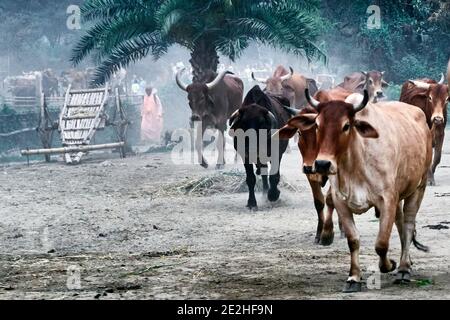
[400,73,449,185]
[314,86,353,103]
[252,66,318,108]
[285,89,431,292]
[337,71,388,103]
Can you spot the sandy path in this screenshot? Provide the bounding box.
[0,134,449,299]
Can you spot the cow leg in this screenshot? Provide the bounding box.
[268,170,281,202]
[336,203,362,292]
[267,154,282,202]
[323,186,339,244]
[257,163,269,193]
[376,199,397,274]
[427,167,435,186]
[395,184,427,284]
[195,125,208,168]
[395,202,405,247]
[244,163,257,209]
[307,178,326,244]
[215,128,226,170]
[429,128,444,185]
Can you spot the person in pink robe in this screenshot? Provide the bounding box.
[140,87,163,144]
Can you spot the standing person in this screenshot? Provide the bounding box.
[131,75,140,94]
[140,87,163,144]
[139,77,147,95]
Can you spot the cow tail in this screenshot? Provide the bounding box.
[412,230,429,252]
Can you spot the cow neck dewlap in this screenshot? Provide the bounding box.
[334,132,367,201]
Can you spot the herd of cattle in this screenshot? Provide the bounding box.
[175,60,450,292]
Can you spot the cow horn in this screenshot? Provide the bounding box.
[251,72,267,84]
[229,109,240,127]
[175,68,189,91]
[280,67,294,81]
[283,105,301,116]
[206,70,228,90]
[409,80,431,90]
[438,73,445,85]
[305,89,320,110]
[267,111,277,128]
[353,90,369,113]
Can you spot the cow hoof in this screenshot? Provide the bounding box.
[246,200,257,210]
[380,259,397,273]
[427,180,436,186]
[267,189,280,202]
[215,164,224,170]
[394,271,411,284]
[342,280,362,293]
[200,162,208,169]
[319,232,334,246]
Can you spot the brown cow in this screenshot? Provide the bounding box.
[400,73,449,185]
[274,87,354,245]
[176,68,244,169]
[286,90,431,292]
[276,106,337,245]
[252,66,318,108]
[337,71,388,103]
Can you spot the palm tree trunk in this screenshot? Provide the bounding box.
[189,38,219,83]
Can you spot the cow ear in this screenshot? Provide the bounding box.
[356,81,366,90]
[314,91,330,103]
[273,125,298,140]
[287,113,317,131]
[354,120,379,138]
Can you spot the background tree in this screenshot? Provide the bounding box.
[320,0,450,84]
[0,0,83,74]
[71,0,326,84]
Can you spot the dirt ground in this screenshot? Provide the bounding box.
[1,132,450,300]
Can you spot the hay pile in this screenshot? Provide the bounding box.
[154,170,304,197]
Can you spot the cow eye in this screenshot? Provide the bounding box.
[343,123,350,132]
[428,96,432,101]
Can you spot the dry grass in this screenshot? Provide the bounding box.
[152,170,304,197]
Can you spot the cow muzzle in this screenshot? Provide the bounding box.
[303,165,315,174]
[314,159,336,175]
[373,91,385,102]
[433,116,444,125]
[190,114,202,123]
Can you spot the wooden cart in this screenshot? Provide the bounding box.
[21,85,130,164]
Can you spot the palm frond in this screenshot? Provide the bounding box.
[73,0,327,83]
[93,31,169,84]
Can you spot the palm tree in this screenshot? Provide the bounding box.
[71,0,326,84]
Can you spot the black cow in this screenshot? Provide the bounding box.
[229,85,291,209]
